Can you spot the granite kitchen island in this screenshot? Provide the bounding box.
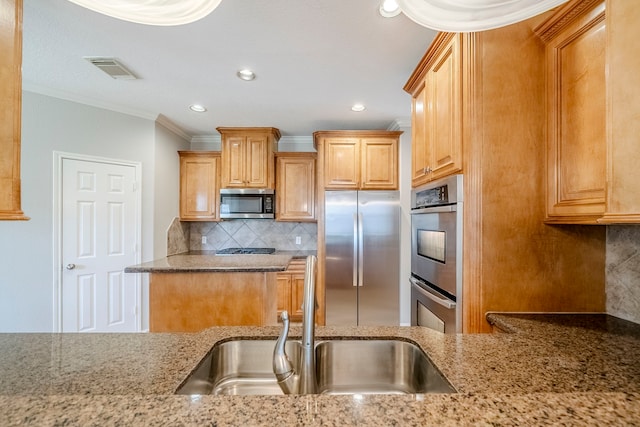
[1,314,639,425]
[125,253,294,332]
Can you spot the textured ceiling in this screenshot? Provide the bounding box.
[22,0,436,138]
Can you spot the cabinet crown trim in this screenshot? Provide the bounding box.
[216,127,281,141]
[533,0,604,42]
[403,32,457,95]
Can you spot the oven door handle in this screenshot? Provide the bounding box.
[410,277,456,309]
[411,205,457,214]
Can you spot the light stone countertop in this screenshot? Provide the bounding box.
[1,314,639,425]
[124,253,294,273]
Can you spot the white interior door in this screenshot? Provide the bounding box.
[61,158,140,332]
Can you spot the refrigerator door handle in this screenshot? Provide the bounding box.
[358,213,364,287]
[352,213,358,287]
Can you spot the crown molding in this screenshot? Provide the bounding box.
[155,114,191,141]
[22,83,158,121]
[191,135,221,144]
[388,118,411,130]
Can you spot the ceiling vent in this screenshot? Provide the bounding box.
[84,57,138,80]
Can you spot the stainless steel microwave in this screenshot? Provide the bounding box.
[220,188,275,219]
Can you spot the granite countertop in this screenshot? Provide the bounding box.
[124,253,295,273]
[1,314,639,425]
[124,251,317,273]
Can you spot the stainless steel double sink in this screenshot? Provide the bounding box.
[176,338,456,395]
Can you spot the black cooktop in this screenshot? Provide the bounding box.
[216,247,276,255]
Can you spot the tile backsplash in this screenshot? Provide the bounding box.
[167,217,190,256]
[187,219,317,251]
[606,225,640,324]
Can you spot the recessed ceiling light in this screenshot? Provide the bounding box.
[351,104,366,112]
[379,0,401,17]
[237,69,256,81]
[189,104,207,112]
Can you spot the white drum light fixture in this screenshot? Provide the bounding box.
[66,0,222,26]
[351,104,366,112]
[379,0,401,18]
[397,0,570,32]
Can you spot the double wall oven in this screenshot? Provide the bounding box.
[410,174,463,333]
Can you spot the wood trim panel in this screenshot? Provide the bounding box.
[0,0,28,220]
[460,32,484,334]
[150,272,277,332]
[602,0,640,222]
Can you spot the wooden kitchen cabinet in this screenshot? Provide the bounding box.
[0,0,28,220]
[536,0,640,224]
[179,151,220,221]
[276,259,306,322]
[217,127,280,189]
[313,130,401,190]
[275,152,316,221]
[408,33,463,188]
[404,11,606,333]
[536,0,606,224]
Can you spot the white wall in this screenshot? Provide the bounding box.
[153,123,190,259]
[393,122,412,325]
[0,91,172,332]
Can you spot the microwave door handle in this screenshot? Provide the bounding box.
[410,277,456,309]
[353,213,358,287]
[358,213,364,287]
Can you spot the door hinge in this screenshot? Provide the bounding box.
[132,182,138,191]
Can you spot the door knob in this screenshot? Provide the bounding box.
[66,263,76,270]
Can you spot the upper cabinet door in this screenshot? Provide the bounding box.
[360,137,398,190]
[245,136,269,187]
[179,151,220,221]
[218,127,280,189]
[537,1,606,223]
[323,138,360,189]
[276,153,316,222]
[411,82,429,187]
[405,33,462,187]
[428,34,462,182]
[315,131,401,191]
[223,136,247,187]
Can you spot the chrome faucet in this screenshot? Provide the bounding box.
[273,255,317,395]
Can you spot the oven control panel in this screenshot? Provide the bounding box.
[411,174,463,210]
[414,185,448,208]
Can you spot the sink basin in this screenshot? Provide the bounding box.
[175,338,455,395]
[176,339,300,395]
[315,339,455,394]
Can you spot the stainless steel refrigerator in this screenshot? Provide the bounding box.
[324,190,400,326]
